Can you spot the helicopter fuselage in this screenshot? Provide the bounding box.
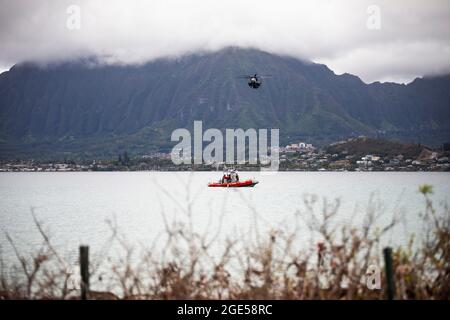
[248,77,261,89]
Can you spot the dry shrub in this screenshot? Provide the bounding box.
[0,184,448,300]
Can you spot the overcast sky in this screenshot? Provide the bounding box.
[0,0,449,83]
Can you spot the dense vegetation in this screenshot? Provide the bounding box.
[326,137,426,159]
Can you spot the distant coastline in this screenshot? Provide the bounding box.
[2,137,449,172]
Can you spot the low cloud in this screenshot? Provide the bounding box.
[0,0,449,83]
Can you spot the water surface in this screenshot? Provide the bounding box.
[0,172,449,263]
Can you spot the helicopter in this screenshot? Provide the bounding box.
[238,74,272,89]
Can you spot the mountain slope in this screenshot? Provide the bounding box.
[0,47,449,159]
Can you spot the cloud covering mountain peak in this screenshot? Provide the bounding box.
[0,0,449,83]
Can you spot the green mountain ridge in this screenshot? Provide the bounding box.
[0,47,449,159]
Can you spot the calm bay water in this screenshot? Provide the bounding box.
[0,172,449,264]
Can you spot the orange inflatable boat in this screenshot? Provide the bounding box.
[208,179,259,188]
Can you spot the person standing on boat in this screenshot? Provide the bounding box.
[230,169,239,182]
[222,172,231,183]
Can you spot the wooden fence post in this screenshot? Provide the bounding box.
[383,247,395,300]
[79,245,90,300]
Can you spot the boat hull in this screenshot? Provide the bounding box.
[208,179,258,188]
